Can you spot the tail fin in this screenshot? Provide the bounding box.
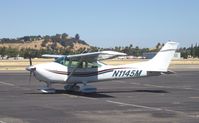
[146,42,179,72]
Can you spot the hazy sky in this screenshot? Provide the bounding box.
[0,0,198,48]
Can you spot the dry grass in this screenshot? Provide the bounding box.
[0,40,90,51]
[0,58,53,66]
[0,40,44,50]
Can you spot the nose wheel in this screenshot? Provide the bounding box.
[40,88,56,93]
[39,83,56,94]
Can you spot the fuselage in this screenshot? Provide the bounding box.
[31,61,148,84]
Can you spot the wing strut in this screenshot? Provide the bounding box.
[65,57,83,83]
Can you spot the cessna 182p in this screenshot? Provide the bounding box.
[26,42,178,93]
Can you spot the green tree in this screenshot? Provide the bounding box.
[75,34,80,40]
[62,33,68,40]
[6,48,18,57]
[156,42,161,50]
[0,47,6,58]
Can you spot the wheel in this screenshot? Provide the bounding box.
[64,84,80,91]
[40,88,56,94]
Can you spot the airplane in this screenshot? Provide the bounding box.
[26,42,178,93]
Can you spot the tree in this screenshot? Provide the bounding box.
[194,43,199,58]
[190,44,194,57]
[75,34,80,40]
[62,33,68,40]
[6,48,18,57]
[156,42,161,49]
[0,47,6,58]
[41,41,46,47]
[51,42,57,50]
[193,43,198,57]
[129,44,133,49]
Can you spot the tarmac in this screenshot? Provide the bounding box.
[0,65,199,123]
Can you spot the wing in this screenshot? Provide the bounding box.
[42,51,126,62]
[67,51,126,62]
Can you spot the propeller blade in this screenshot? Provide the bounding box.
[29,71,32,85]
[28,54,33,84]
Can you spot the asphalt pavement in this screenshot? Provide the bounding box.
[0,66,199,123]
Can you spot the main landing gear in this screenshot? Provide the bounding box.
[64,83,97,93]
[39,82,97,94]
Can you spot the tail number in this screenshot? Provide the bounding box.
[112,70,142,77]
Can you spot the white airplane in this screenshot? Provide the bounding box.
[26,42,178,93]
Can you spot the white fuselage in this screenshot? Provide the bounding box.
[32,62,148,84]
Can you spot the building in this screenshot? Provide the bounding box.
[173,52,181,59]
[143,52,156,59]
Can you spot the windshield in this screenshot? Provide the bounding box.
[55,57,101,68]
[55,57,70,66]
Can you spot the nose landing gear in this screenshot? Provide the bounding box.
[40,88,56,93]
[39,82,56,94]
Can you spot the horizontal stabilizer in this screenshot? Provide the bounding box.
[162,70,176,74]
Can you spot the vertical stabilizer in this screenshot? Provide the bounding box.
[146,42,179,71]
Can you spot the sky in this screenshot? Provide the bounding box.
[0,0,199,48]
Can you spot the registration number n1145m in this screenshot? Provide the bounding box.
[112,70,142,77]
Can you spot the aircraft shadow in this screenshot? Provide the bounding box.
[97,89,168,94]
[55,90,114,98]
[25,89,168,98]
[25,89,114,98]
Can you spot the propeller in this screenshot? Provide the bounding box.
[26,55,36,84]
[29,56,32,84]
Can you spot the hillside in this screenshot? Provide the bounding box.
[0,33,90,52]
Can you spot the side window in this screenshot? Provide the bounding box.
[70,61,81,68]
[55,57,65,65]
[63,57,69,66]
[86,62,100,68]
[68,61,101,68]
[64,60,69,66]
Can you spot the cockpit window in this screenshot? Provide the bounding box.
[54,57,101,68]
